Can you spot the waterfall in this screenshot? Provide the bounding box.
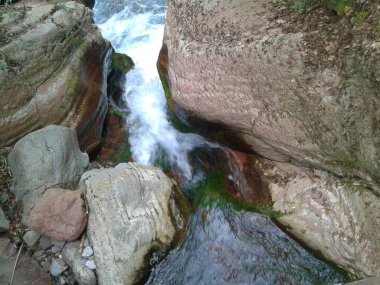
[93,0,214,181]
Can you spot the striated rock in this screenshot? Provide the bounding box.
[0,207,9,232]
[28,188,87,241]
[0,237,51,285]
[160,0,380,193]
[0,0,112,153]
[8,125,88,223]
[62,241,97,285]
[227,151,380,278]
[80,163,189,285]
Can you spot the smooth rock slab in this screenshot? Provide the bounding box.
[81,163,189,285]
[28,189,87,241]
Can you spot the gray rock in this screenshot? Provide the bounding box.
[85,260,96,270]
[0,207,9,233]
[62,241,97,285]
[8,125,89,223]
[0,192,8,203]
[33,250,46,261]
[50,258,68,277]
[82,246,93,258]
[38,235,52,250]
[23,231,41,248]
[52,245,63,254]
[51,238,66,250]
[81,163,189,285]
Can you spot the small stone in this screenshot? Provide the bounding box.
[51,245,63,254]
[50,258,68,277]
[0,208,9,233]
[38,235,53,250]
[82,246,93,258]
[0,192,8,203]
[51,238,66,250]
[84,238,89,247]
[23,231,41,247]
[85,260,96,270]
[325,42,338,55]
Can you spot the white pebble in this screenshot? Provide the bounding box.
[82,246,94,258]
[85,260,96,270]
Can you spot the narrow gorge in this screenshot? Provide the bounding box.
[0,0,379,284]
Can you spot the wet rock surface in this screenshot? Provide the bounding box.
[81,162,189,285]
[0,0,111,153]
[225,150,380,278]
[147,200,344,285]
[160,0,380,193]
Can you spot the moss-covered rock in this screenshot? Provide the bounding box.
[0,1,112,153]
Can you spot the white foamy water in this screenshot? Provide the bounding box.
[94,0,214,181]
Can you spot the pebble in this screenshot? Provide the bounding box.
[38,235,53,250]
[85,260,96,270]
[52,245,63,254]
[50,258,68,277]
[51,238,66,250]
[82,246,93,258]
[23,230,41,247]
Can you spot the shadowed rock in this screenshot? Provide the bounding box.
[0,0,112,153]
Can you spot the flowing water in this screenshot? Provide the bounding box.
[93,1,345,284]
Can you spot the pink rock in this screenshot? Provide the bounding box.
[28,189,87,241]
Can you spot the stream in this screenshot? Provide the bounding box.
[93,0,345,284]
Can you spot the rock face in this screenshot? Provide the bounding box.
[226,150,380,278]
[81,163,189,285]
[0,0,111,153]
[28,189,87,241]
[160,0,380,193]
[8,125,89,223]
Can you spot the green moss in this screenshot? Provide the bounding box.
[186,168,281,219]
[154,151,171,173]
[351,10,370,25]
[108,108,127,117]
[158,72,192,133]
[111,51,134,74]
[121,147,132,162]
[323,0,351,15]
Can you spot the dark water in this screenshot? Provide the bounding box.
[93,0,346,284]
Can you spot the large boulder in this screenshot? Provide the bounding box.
[226,150,380,278]
[27,189,87,241]
[160,0,380,193]
[0,0,111,153]
[80,163,189,285]
[8,125,89,223]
